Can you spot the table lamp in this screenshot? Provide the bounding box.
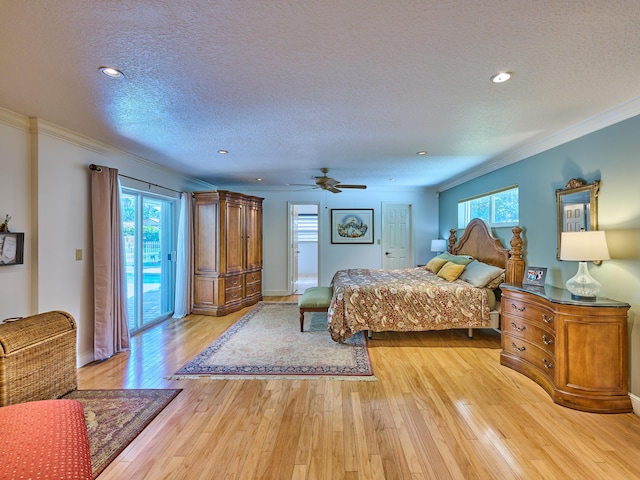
[430,239,446,254]
[560,230,609,300]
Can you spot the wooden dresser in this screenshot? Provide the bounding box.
[193,190,263,316]
[500,283,632,413]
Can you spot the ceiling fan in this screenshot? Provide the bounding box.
[291,168,367,193]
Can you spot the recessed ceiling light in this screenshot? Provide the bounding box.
[256,178,263,182]
[217,149,229,154]
[490,72,512,84]
[99,66,124,79]
[416,151,428,156]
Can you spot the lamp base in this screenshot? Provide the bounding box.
[570,293,597,301]
[565,261,601,300]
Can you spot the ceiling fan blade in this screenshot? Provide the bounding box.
[335,184,367,189]
[288,183,318,187]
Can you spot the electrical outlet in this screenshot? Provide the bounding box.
[75,249,82,261]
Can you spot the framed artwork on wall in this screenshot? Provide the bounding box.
[0,232,24,265]
[330,209,374,244]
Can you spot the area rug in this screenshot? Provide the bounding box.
[62,389,182,479]
[169,302,375,380]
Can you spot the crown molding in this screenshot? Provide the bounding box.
[0,110,214,191]
[437,96,640,192]
[0,106,31,131]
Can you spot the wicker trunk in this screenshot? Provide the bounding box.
[0,311,77,406]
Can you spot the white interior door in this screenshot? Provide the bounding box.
[563,203,586,231]
[382,203,412,269]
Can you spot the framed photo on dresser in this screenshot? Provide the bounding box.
[523,266,547,287]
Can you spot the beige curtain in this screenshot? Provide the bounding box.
[173,192,194,318]
[91,165,130,360]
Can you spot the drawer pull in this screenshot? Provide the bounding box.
[542,314,553,323]
[511,303,526,312]
[511,342,526,352]
[542,335,554,345]
[511,322,526,332]
[542,358,553,369]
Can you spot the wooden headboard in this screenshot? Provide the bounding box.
[447,218,524,284]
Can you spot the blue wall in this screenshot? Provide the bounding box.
[438,113,640,399]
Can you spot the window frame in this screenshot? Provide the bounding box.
[457,185,519,228]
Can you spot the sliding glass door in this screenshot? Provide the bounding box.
[122,189,176,333]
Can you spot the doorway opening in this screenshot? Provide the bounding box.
[288,203,319,294]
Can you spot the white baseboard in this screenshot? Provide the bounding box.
[78,351,95,368]
[262,289,292,296]
[630,392,640,416]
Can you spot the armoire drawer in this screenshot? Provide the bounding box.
[245,270,261,286]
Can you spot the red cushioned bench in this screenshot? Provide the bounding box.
[0,399,92,480]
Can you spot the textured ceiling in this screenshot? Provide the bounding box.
[2,1,640,190]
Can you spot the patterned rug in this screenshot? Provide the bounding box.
[62,389,182,479]
[169,302,375,380]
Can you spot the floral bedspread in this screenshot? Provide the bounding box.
[328,268,492,342]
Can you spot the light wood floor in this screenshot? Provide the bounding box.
[78,296,640,479]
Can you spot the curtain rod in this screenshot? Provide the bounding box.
[89,164,184,194]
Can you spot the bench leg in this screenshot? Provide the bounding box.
[300,310,305,332]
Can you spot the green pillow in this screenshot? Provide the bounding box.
[436,252,474,266]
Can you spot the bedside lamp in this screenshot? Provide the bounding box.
[560,231,610,300]
[430,239,447,254]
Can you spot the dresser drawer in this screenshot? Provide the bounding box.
[502,297,555,330]
[503,333,555,379]
[502,314,555,355]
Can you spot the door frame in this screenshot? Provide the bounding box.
[287,202,320,295]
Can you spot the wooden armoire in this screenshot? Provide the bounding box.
[192,190,263,316]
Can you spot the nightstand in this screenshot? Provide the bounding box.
[500,282,632,413]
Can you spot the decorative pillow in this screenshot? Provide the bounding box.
[436,252,474,266]
[437,261,467,282]
[425,256,449,273]
[459,259,505,288]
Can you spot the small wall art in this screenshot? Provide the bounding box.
[0,232,24,265]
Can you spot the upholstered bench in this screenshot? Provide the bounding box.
[0,311,78,406]
[0,399,93,480]
[298,286,333,331]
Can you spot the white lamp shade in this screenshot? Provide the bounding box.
[430,239,447,252]
[560,231,610,261]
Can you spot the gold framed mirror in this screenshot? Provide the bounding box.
[556,178,600,260]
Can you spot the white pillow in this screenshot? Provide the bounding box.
[459,260,505,288]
